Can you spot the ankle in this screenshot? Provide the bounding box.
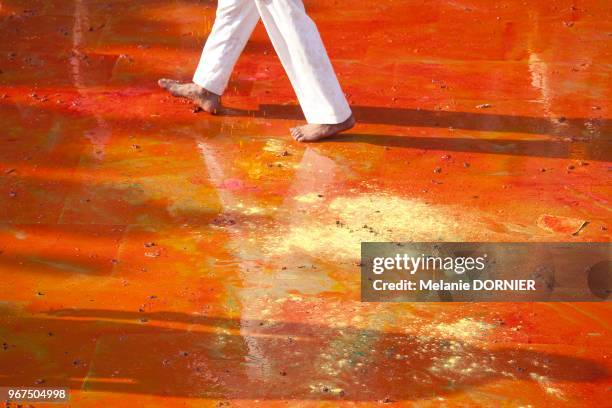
[194,84,218,98]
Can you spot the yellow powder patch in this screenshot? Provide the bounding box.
[424,318,494,342]
[529,373,565,399]
[111,176,221,221]
[265,193,483,261]
[262,138,287,154]
[294,193,324,204]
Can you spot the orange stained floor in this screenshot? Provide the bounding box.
[0,0,611,407]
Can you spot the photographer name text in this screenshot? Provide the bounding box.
[372,279,536,291]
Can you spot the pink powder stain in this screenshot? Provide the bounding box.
[221,179,244,190]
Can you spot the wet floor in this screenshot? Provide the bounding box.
[0,0,611,406]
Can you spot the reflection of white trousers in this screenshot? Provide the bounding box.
[193,0,352,124]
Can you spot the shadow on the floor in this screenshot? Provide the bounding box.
[329,132,611,161]
[220,104,611,161]
[0,307,608,401]
[252,105,609,138]
[0,97,609,163]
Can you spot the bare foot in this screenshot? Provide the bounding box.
[158,78,221,114]
[290,115,356,142]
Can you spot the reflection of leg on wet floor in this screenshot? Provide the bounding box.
[158,0,355,141]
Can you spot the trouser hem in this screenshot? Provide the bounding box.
[192,74,225,96]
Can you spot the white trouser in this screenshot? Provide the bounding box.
[192,0,352,124]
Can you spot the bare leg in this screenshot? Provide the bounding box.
[254,0,354,141]
[158,79,221,114]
